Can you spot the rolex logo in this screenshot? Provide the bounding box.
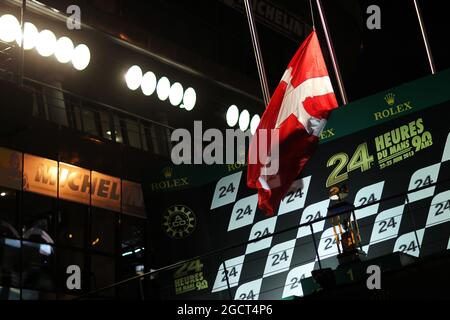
[163,167,173,179]
[384,93,396,106]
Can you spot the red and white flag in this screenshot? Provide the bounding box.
[247,30,339,216]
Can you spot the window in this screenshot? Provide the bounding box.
[125,119,143,149]
[118,215,146,299]
[90,208,117,254]
[91,255,115,297]
[22,192,56,244]
[81,109,99,136]
[0,188,20,289]
[0,286,20,300]
[57,200,88,249]
[0,187,19,239]
[120,215,145,276]
[22,241,55,292]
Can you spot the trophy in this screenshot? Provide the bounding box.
[328,185,366,265]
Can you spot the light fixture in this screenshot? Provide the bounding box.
[169,82,184,106]
[226,105,239,127]
[182,87,196,111]
[157,76,171,101]
[125,64,197,110]
[125,65,143,91]
[239,110,250,132]
[16,22,38,50]
[0,192,6,197]
[55,36,74,64]
[141,71,157,96]
[250,114,261,135]
[31,0,46,6]
[0,14,21,43]
[226,105,259,131]
[36,29,57,57]
[122,251,133,257]
[71,44,90,71]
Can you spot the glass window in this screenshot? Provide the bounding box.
[145,124,158,155]
[90,208,117,254]
[21,289,56,300]
[22,241,55,292]
[22,192,55,245]
[118,216,145,299]
[121,215,145,251]
[91,255,115,298]
[65,98,83,131]
[0,187,19,239]
[0,188,20,289]
[0,286,20,300]
[57,201,88,249]
[81,109,98,136]
[125,119,142,149]
[120,216,145,277]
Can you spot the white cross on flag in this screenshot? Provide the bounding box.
[247,30,339,216]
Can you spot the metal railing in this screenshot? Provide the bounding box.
[0,66,175,158]
[76,176,450,300]
[0,25,174,158]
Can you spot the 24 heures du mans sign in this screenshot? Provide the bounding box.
[144,69,450,300]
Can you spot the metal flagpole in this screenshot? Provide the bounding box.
[315,0,348,105]
[413,0,437,75]
[243,0,271,107]
[18,0,27,87]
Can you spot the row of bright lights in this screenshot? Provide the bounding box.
[0,14,91,71]
[227,105,260,134]
[125,65,197,111]
[122,247,145,257]
[0,14,262,121]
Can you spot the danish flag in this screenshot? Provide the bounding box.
[247,30,339,216]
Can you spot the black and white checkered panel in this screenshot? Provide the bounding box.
[209,132,450,300]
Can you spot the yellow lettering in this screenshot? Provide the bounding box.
[374,112,383,121]
[375,135,385,152]
[416,118,424,134]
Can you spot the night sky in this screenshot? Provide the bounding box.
[116,0,450,104]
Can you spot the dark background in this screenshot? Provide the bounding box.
[112,0,450,102]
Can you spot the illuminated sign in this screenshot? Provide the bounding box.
[91,171,121,212]
[219,0,307,41]
[0,147,145,217]
[0,147,22,190]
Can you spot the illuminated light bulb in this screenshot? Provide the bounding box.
[156,77,170,101]
[250,115,261,135]
[71,44,91,71]
[0,14,21,43]
[36,29,57,57]
[181,87,196,111]
[169,82,184,106]
[141,71,157,96]
[125,65,143,91]
[226,105,239,127]
[16,22,39,50]
[239,109,250,132]
[55,36,74,64]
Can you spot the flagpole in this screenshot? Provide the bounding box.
[413,0,437,75]
[315,0,348,105]
[243,0,271,107]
